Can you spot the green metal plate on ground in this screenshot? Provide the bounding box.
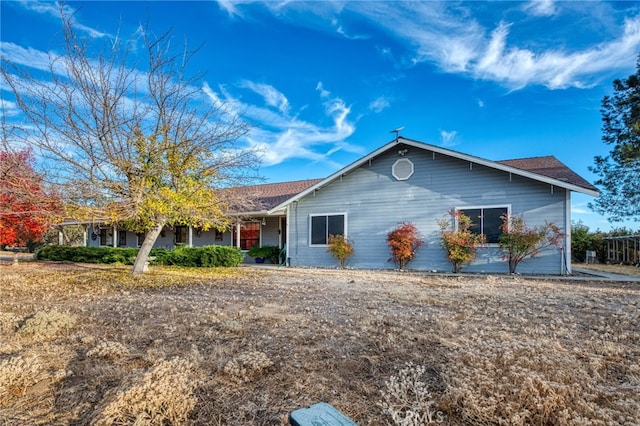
[289,402,357,426]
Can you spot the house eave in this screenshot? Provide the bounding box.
[268,136,599,212]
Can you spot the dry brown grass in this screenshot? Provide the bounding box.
[0,262,638,425]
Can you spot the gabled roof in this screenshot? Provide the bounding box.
[268,136,599,213]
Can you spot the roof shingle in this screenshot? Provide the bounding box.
[497,155,598,192]
[233,178,323,212]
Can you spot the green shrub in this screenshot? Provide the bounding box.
[247,245,280,263]
[148,245,243,267]
[36,246,137,264]
[36,245,243,267]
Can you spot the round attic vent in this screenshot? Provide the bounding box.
[392,158,414,181]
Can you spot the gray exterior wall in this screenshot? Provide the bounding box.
[287,145,569,274]
[261,217,282,247]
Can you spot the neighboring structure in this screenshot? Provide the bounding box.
[60,137,599,274]
[603,235,640,266]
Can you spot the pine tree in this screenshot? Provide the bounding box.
[590,56,640,222]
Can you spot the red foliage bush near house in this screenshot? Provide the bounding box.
[438,210,485,273]
[387,222,424,270]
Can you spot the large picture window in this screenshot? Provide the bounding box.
[310,213,346,246]
[457,206,508,244]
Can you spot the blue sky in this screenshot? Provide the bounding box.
[2,0,640,231]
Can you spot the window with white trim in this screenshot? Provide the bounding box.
[310,213,346,246]
[457,206,509,244]
[392,158,414,180]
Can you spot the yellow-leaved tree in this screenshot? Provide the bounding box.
[1,9,260,274]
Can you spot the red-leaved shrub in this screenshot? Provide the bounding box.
[387,222,424,270]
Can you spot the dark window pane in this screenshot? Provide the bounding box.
[461,209,481,236]
[175,226,188,244]
[327,215,345,237]
[99,229,108,246]
[483,208,508,243]
[311,216,327,245]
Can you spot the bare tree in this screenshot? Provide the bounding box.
[1,10,260,274]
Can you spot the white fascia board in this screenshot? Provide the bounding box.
[268,137,599,213]
[57,218,110,226]
[228,210,269,217]
[399,138,600,197]
[267,140,400,213]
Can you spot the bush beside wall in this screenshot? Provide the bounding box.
[151,245,244,267]
[35,245,243,268]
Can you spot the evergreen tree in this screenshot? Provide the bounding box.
[590,56,640,222]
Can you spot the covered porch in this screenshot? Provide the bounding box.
[55,178,322,264]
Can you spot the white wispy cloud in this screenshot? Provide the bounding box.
[217,0,242,16]
[474,17,640,89]
[205,80,360,167]
[0,42,60,74]
[0,99,20,117]
[1,42,151,99]
[16,0,110,39]
[368,97,391,113]
[239,80,290,114]
[231,1,640,90]
[440,130,458,147]
[353,3,640,89]
[523,0,558,17]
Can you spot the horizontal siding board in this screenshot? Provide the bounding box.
[289,146,568,274]
[261,217,281,247]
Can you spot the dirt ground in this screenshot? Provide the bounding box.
[1,262,639,425]
[578,262,640,278]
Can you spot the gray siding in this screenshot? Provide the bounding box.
[261,217,282,247]
[288,146,568,274]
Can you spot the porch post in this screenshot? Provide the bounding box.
[236,223,241,248]
[286,205,291,266]
[58,227,64,245]
[112,224,117,247]
[188,226,193,248]
[564,191,571,275]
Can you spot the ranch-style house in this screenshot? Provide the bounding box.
[61,137,599,274]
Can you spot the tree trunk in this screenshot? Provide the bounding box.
[131,223,165,275]
[509,259,518,274]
